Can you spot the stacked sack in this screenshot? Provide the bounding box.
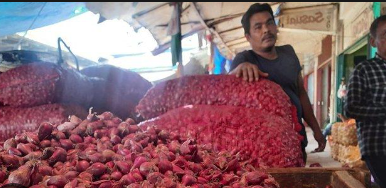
[0,62,95,108]
[0,63,91,141]
[137,75,305,168]
[329,122,343,160]
[0,63,152,115]
[338,119,358,146]
[0,63,151,141]
[329,119,364,168]
[80,64,152,120]
[137,75,303,138]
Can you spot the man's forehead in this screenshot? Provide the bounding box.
[379,21,386,28]
[250,13,273,24]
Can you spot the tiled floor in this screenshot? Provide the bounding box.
[304,127,341,167]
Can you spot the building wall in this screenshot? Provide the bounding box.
[382,2,386,15]
[280,3,377,125]
[299,2,377,123]
[330,2,375,122]
[318,35,332,66]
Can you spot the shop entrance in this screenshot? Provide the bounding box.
[335,35,371,121]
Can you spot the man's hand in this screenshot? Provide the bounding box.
[229,62,268,82]
[313,131,326,153]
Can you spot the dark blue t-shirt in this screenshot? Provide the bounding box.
[230,45,308,147]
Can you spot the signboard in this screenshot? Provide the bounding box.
[350,8,372,39]
[343,5,373,50]
[279,5,336,32]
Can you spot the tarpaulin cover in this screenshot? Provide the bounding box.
[213,45,229,74]
[0,2,87,37]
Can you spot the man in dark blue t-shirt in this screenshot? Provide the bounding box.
[230,3,326,162]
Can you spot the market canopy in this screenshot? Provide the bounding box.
[0,2,87,37]
[86,2,338,60]
[0,2,339,63]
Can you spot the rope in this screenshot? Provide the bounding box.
[16,2,47,49]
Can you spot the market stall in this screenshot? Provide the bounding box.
[0,64,371,187]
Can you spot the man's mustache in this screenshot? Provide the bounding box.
[262,33,275,41]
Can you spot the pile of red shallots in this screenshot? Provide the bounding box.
[0,111,280,188]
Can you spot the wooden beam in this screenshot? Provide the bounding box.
[205,2,281,27]
[190,2,235,56]
[203,1,280,24]
[132,2,190,20]
[206,13,243,27]
[228,40,248,47]
[265,167,369,188]
[155,21,201,27]
[351,168,371,188]
[218,26,243,35]
[227,42,250,49]
[151,25,205,56]
[266,167,352,173]
[132,2,170,18]
[181,3,191,14]
[225,36,246,45]
[332,171,367,188]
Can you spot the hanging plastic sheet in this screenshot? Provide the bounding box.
[213,45,229,75]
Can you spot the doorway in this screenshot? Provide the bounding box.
[320,64,331,127]
[335,35,370,121]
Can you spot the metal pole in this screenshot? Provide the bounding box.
[57,37,79,71]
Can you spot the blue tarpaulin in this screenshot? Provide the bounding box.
[213,45,231,74]
[0,2,87,37]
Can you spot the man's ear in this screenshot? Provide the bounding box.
[245,33,251,42]
[370,36,376,48]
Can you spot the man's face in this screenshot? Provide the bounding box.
[371,21,386,59]
[245,11,278,52]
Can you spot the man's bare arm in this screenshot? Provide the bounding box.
[298,74,326,152]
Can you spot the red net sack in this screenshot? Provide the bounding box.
[139,105,304,168]
[0,62,60,107]
[0,62,95,108]
[137,75,302,133]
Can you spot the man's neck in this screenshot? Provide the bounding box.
[252,47,278,60]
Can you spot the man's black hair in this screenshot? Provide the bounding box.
[370,15,386,38]
[241,3,275,35]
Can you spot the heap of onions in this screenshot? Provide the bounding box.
[0,111,279,188]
